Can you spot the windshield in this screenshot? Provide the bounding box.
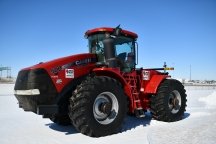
[88,34,136,72]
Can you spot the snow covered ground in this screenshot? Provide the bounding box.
[0,84,216,144]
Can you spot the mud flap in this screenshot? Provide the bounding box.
[37,105,58,115]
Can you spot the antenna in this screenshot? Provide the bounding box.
[113,24,122,36]
[163,62,167,73]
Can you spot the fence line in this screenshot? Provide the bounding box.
[183,84,216,90]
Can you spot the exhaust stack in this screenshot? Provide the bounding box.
[102,33,117,68]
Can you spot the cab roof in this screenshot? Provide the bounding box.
[84,27,138,39]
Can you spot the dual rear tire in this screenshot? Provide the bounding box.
[150,79,187,122]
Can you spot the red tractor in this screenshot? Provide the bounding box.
[14,25,187,137]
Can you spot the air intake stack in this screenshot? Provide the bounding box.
[102,32,118,68]
[102,25,122,68]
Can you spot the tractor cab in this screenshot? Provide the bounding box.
[85,26,138,73]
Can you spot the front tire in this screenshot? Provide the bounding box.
[68,76,127,137]
[150,79,187,122]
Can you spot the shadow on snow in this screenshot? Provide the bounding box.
[182,112,190,119]
[45,123,79,135]
[121,111,152,132]
[45,111,190,135]
[121,111,190,132]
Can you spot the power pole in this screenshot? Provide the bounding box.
[7,66,11,78]
[190,65,191,81]
[173,63,174,78]
[0,64,2,79]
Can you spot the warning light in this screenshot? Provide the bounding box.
[99,28,106,31]
[164,67,174,70]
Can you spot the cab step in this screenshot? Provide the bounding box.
[134,108,145,118]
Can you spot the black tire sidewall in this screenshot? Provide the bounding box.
[164,80,186,121]
[79,77,127,135]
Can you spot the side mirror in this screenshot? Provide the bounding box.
[135,42,138,65]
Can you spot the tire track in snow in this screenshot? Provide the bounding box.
[147,112,216,144]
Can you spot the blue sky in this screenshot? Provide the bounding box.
[0,0,215,80]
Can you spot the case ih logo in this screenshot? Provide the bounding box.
[75,58,91,66]
[51,58,93,74]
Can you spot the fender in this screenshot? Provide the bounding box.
[144,75,167,94]
[93,68,134,112]
[55,74,89,104]
[55,74,89,114]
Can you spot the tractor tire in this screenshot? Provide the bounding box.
[150,79,187,122]
[49,114,72,126]
[68,76,127,137]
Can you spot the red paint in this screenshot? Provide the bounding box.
[85,27,138,38]
[144,75,167,94]
[22,53,96,92]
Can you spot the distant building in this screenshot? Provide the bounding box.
[202,80,216,84]
[174,78,197,84]
[174,78,216,85]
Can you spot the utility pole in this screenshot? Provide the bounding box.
[173,63,174,78]
[0,64,2,79]
[190,65,191,81]
[7,66,8,78]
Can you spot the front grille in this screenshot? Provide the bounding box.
[14,70,29,90]
[14,68,58,113]
[14,68,57,94]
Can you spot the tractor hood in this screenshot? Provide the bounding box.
[21,53,96,72]
[16,53,97,93]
